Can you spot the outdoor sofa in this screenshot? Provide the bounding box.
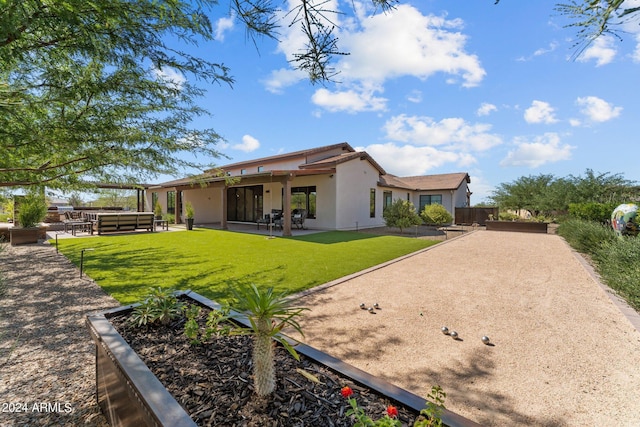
[88,212,155,235]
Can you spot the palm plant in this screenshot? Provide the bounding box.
[228,284,307,397]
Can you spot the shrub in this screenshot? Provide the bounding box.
[17,192,47,228]
[130,287,185,327]
[568,202,617,223]
[383,199,422,233]
[498,211,520,221]
[185,201,195,219]
[154,201,163,218]
[557,218,617,257]
[420,204,452,226]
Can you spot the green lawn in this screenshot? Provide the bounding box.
[55,229,438,304]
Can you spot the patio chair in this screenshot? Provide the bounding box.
[291,209,307,229]
[258,210,283,230]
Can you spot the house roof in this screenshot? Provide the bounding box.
[150,143,468,192]
[380,173,470,191]
[205,142,355,173]
[300,151,386,175]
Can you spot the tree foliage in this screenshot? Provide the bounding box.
[383,199,422,233]
[490,169,638,217]
[1,0,231,190]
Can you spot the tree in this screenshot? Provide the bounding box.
[228,285,307,397]
[490,170,639,217]
[490,174,557,217]
[1,0,230,190]
[90,189,137,210]
[383,199,422,234]
[0,0,398,190]
[421,204,453,226]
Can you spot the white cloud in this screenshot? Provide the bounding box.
[517,41,559,61]
[263,68,307,94]
[151,66,186,91]
[336,5,485,86]
[500,133,574,168]
[232,135,260,152]
[267,3,486,95]
[577,36,617,66]
[634,34,640,62]
[534,41,559,57]
[407,90,423,103]
[383,114,502,151]
[524,100,558,124]
[215,15,235,41]
[357,142,475,176]
[477,102,497,116]
[576,96,622,122]
[311,86,387,113]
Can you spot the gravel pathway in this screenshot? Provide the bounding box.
[0,243,118,427]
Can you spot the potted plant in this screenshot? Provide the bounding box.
[185,201,195,230]
[154,201,163,220]
[9,192,48,246]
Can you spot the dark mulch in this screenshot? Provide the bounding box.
[109,304,421,427]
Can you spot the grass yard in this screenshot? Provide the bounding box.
[54,229,438,304]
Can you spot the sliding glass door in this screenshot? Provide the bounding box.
[226,185,263,222]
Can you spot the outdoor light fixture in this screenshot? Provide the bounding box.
[80,248,95,278]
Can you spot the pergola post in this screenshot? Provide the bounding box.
[221,184,228,230]
[282,175,292,237]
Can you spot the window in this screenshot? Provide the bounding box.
[370,188,376,218]
[151,192,158,209]
[241,169,247,175]
[290,186,316,219]
[167,191,176,215]
[383,191,392,212]
[257,166,264,172]
[419,194,443,213]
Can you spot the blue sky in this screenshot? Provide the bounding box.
[159,0,640,204]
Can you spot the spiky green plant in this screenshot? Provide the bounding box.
[228,284,307,397]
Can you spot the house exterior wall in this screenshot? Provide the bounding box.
[334,159,385,230]
[288,174,336,230]
[182,186,223,223]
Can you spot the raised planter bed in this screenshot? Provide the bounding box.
[8,225,49,246]
[87,291,480,427]
[485,220,548,233]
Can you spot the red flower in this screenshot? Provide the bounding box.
[341,386,353,398]
[386,405,399,418]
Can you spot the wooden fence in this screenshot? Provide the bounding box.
[455,207,499,225]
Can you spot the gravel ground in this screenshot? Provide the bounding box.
[0,243,118,427]
[1,231,640,427]
[290,230,640,427]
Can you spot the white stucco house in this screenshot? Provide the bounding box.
[146,143,471,236]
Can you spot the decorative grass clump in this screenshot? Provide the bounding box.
[55,230,437,304]
[557,218,617,256]
[593,237,640,312]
